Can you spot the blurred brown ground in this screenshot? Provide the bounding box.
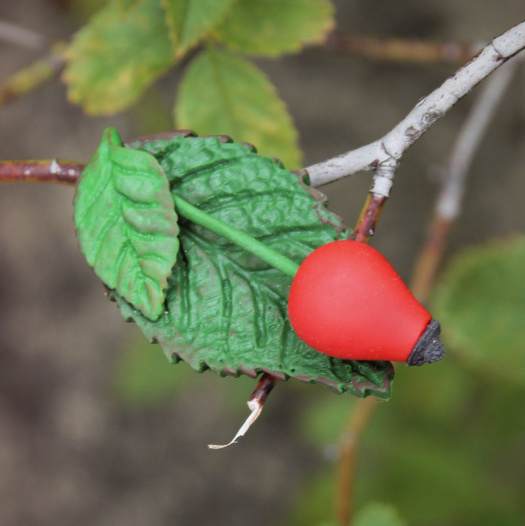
[0,1,524,524]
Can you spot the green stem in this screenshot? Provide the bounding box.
[172,194,300,279]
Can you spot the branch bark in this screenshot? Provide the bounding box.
[307,20,525,192]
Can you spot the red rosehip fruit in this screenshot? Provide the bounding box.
[287,240,444,365]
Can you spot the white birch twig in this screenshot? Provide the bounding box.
[307,20,525,195]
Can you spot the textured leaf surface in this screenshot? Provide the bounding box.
[162,0,235,58]
[64,0,174,114]
[112,133,394,397]
[175,47,302,168]
[215,0,334,57]
[75,128,179,320]
[433,237,525,387]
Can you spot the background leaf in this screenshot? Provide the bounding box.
[214,0,335,57]
[175,47,302,168]
[162,0,235,58]
[432,236,525,387]
[354,502,407,526]
[112,133,393,397]
[74,128,179,320]
[64,0,174,114]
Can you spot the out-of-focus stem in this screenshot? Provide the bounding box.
[324,34,480,64]
[0,42,67,107]
[0,19,49,50]
[411,60,518,302]
[336,396,377,526]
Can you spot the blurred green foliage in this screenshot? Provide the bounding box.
[63,0,334,169]
[353,502,406,526]
[214,0,334,57]
[433,236,525,387]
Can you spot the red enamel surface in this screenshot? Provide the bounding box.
[288,240,431,362]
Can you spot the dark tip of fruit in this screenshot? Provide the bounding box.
[407,319,445,366]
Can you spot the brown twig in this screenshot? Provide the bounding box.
[336,396,377,525]
[325,34,480,64]
[353,192,387,243]
[0,159,84,185]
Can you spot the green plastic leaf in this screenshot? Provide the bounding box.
[354,503,407,526]
[433,237,525,387]
[110,132,393,397]
[162,0,235,58]
[64,0,174,115]
[175,47,302,169]
[214,0,335,57]
[74,128,179,320]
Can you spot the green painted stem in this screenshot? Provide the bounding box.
[172,194,300,279]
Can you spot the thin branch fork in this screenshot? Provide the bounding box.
[307,20,525,193]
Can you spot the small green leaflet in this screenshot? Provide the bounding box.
[107,132,393,397]
[175,47,302,169]
[215,0,335,57]
[64,0,174,115]
[74,128,179,321]
[162,0,235,58]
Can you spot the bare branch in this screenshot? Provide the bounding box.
[307,20,525,192]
